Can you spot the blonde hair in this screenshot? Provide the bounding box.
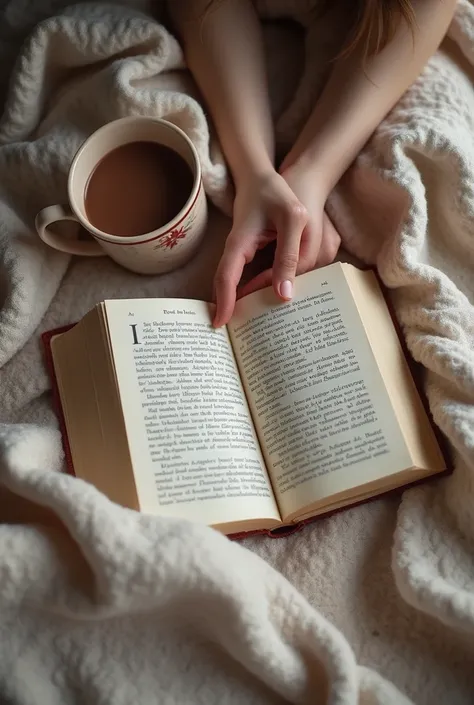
[341,0,416,60]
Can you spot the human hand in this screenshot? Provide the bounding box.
[238,162,341,298]
[213,169,308,327]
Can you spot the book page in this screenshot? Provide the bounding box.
[104,299,280,527]
[228,264,412,519]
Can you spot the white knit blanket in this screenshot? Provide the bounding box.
[1,1,474,703]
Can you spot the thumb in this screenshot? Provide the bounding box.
[272,202,307,301]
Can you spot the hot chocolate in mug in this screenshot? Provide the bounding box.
[35,117,208,274]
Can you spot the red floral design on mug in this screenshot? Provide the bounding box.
[158,211,197,250]
[161,224,188,249]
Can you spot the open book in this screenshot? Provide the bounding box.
[47,263,446,536]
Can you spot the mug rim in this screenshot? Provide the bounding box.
[67,116,202,246]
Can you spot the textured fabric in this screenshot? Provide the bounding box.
[1,1,474,703]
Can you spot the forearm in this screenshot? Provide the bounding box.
[282,0,457,192]
[169,0,274,186]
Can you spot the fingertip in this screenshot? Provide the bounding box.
[214,313,230,329]
[213,291,235,328]
[213,308,229,328]
[212,303,225,329]
[275,279,293,301]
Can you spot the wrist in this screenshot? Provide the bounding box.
[228,148,275,190]
[279,155,332,199]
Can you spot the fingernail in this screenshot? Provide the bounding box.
[279,280,293,300]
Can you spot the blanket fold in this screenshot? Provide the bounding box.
[1,1,474,703]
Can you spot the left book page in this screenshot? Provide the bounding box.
[103,298,281,532]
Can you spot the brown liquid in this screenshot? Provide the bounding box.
[84,141,194,237]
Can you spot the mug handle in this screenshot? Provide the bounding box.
[35,205,105,257]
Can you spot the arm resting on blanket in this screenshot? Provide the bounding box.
[169,0,274,187]
[280,0,458,192]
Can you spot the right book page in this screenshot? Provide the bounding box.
[228,262,413,520]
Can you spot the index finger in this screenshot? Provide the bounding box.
[213,245,248,328]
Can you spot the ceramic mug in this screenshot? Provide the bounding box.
[35,117,208,274]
